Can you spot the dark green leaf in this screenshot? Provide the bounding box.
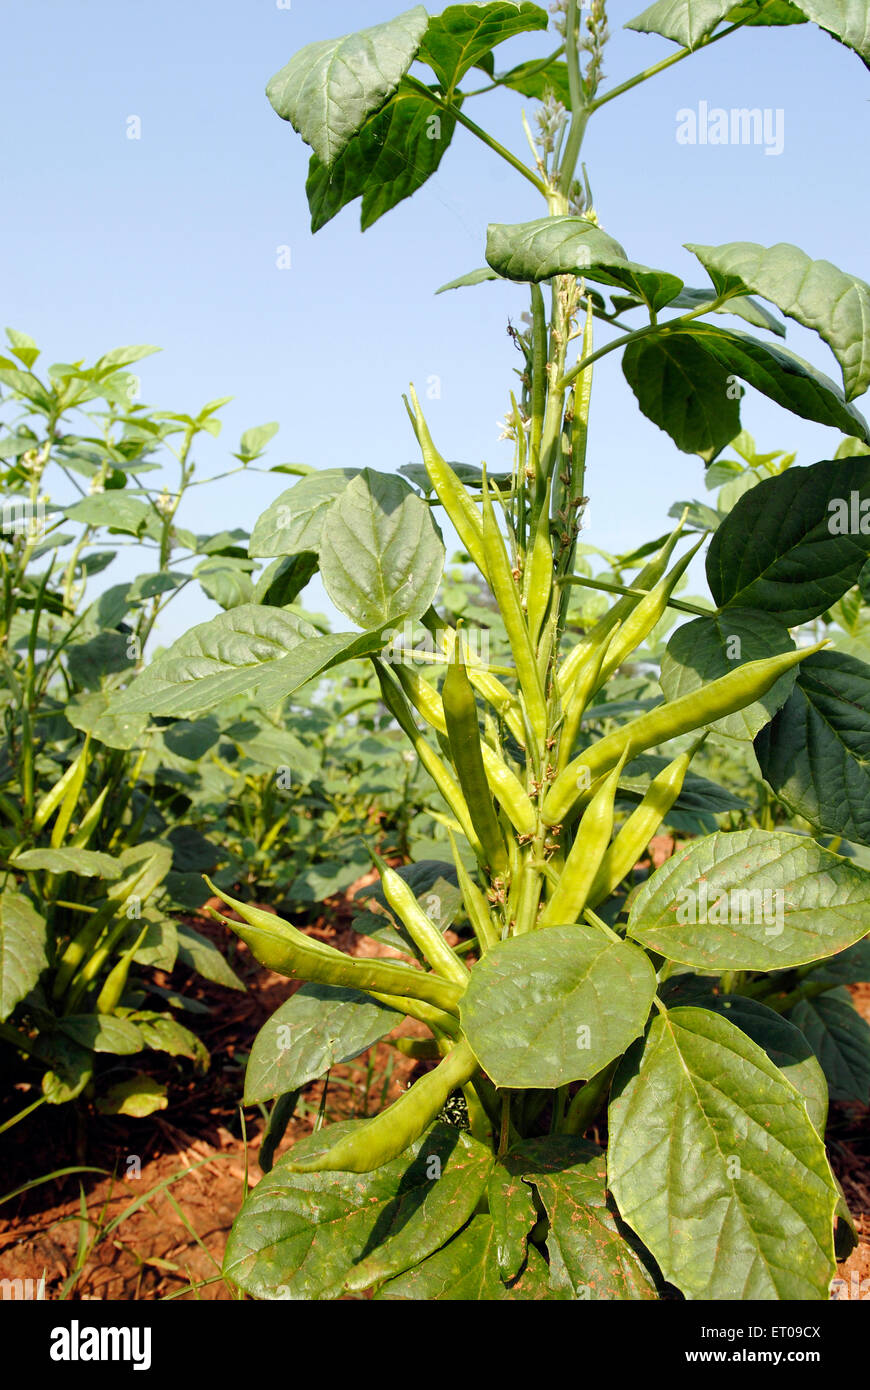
[790,987,870,1103]
[622,333,741,454]
[0,889,48,1022]
[418,3,549,92]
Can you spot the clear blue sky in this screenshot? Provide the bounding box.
[3,1,869,643]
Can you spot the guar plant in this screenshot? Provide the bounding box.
[114,2,870,1299]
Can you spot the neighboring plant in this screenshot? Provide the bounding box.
[113,3,870,1300]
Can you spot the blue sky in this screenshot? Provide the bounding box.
[3,1,869,644]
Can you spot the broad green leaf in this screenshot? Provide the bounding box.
[266,7,429,167]
[686,241,870,401]
[224,1123,492,1300]
[706,458,870,624]
[626,0,736,47]
[56,1014,144,1055]
[660,609,797,740]
[681,325,870,442]
[252,553,319,607]
[804,934,870,987]
[65,691,148,751]
[66,632,133,690]
[10,848,122,879]
[727,1,808,24]
[794,0,870,63]
[244,985,398,1104]
[319,470,445,629]
[95,344,160,372]
[109,606,385,717]
[248,470,357,558]
[790,987,870,1103]
[97,1075,168,1117]
[162,716,221,760]
[486,216,628,282]
[130,1012,209,1068]
[418,3,549,93]
[627,828,870,970]
[176,924,245,991]
[622,333,741,454]
[511,1137,659,1299]
[704,993,829,1132]
[487,1157,538,1283]
[755,651,870,846]
[376,1214,558,1299]
[608,1007,837,1299]
[0,889,48,1021]
[64,493,154,536]
[132,910,178,972]
[496,57,571,103]
[166,826,223,874]
[460,923,657,1088]
[306,81,458,232]
[195,558,255,610]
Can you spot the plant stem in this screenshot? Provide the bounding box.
[404,77,548,195]
[588,21,748,114]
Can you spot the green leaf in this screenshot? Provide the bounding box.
[459,923,657,1088]
[248,470,357,558]
[130,1012,209,1068]
[307,81,458,233]
[0,889,48,1021]
[244,985,398,1105]
[790,987,870,1103]
[627,828,870,970]
[237,421,279,461]
[496,57,571,103]
[509,1137,659,1299]
[680,325,870,442]
[319,470,445,630]
[94,345,160,372]
[175,924,245,991]
[97,1075,168,1117]
[608,1006,837,1299]
[622,333,741,455]
[109,606,385,717]
[195,558,255,610]
[726,1,808,25]
[418,3,549,93]
[626,0,737,47]
[706,458,870,624]
[64,494,154,537]
[486,1157,538,1283]
[660,610,797,740]
[804,935,870,987]
[686,241,870,401]
[755,651,870,846]
[56,1014,144,1055]
[266,7,429,167]
[10,848,122,879]
[435,267,502,294]
[792,0,870,64]
[223,1123,492,1300]
[252,553,319,607]
[66,632,133,690]
[703,994,830,1132]
[485,216,629,282]
[162,716,221,760]
[376,1214,557,1299]
[65,692,148,752]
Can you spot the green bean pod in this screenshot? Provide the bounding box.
[205,880,464,1015]
[443,650,510,878]
[593,534,705,688]
[481,471,548,745]
[375,661,484,860]
[557,620,623,772]
[557,515,687,697]
[70,785,109,848]
[538,752,628,927]
[447,828,500,953]
[545,641,826,826]
[32,737,90,836]
[586,739,704,908]
[372,850,469,987]
[525,483,554,650]
[287,1039,478,1174]
[95,923,149,1015]
[408,386,488,577]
